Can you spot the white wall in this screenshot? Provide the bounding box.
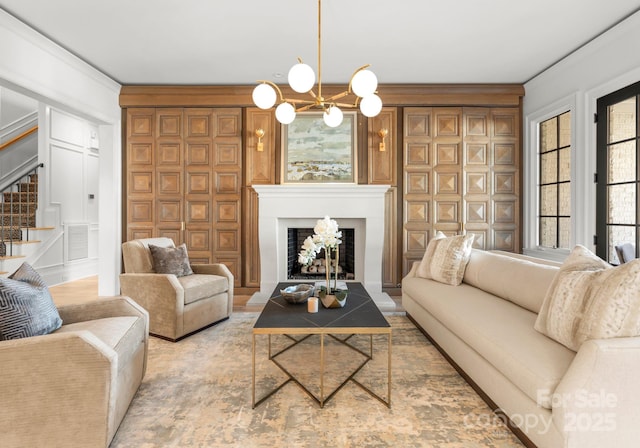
[0,9,122,294]
[523,10,640,260]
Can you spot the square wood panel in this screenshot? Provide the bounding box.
[157,201,181,222]
[217,115,240,136]
[406,144,430,165]
[215,143,240,165]
[406,172,429,194]
[187,173,209,194]
[187,202,210,222]
[406,201,429,223]
[436,201,459,223]
[217,202,238,222]
[494,201,516,223]
[435,114,460,137]
[494,172,515,194]
[187,116,210,137]
[216,173,239,194]
[436,172,459,194]
[130,115,153,137]
[466,144,487,165]
[466,172,487,195]
[187,230,210,251]
[130,172,152,194]
[405,114,430,137]
[129,143,153,165]
[494,230,515,251]
[494,143,515,165]
[466,115,488,136]
[129,201,152,222]
[436,144,459,165]
[158,143,181,165]
[405,230,428,252]
[466,230,486,249]
[157,114,181,137]
[158,172,181,194]
[467,202,487,223]
[186,143,210,165]
[216,230,239,252]
[493,115,516,137]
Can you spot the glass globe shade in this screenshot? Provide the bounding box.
[252,84,277,109]
[323,106,343,128]
[288,63,316,93]
[275,102,296,124]
[359,94,383,117]
[351,69,378,97]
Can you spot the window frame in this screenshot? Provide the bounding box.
[523,94,577,261]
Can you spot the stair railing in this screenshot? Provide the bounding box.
[1,163,43,257]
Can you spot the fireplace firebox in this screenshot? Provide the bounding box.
[287,228,355,280]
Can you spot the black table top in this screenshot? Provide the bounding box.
[253,282,390,331]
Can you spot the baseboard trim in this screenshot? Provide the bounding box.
[406,312,537,448]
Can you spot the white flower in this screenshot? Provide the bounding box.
[298,216,342,266]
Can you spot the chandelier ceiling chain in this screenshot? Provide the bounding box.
[252,0,383,127]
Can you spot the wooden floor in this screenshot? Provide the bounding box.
[49,276,255,311]
[49,276,402,311]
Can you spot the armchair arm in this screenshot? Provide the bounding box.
[119,273,185,337]
[552,336,640,448]
[0,331,118,447]
[57,295,148,326]
[191,263,234,314]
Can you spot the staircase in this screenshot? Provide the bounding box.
[0,165,52,275]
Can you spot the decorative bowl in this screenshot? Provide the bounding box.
[280,284,315,304]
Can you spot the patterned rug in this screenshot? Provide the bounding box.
[110,313,523,447]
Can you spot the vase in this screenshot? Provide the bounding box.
[317,286,348,308]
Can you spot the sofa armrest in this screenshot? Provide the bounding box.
[191,263,234,314]
[0,331,118,446]
[552,337,640,447]
[57,295,148,325]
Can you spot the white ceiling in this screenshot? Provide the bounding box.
[1,0,639,86]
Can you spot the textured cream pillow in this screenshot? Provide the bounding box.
[535,245,640,351]
[417,231,446,279]
[417,232,474,286]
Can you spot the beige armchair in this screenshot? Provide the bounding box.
[0,296,149,448]
[120,237,234,341]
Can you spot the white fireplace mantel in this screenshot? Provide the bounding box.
[251,184,391,305]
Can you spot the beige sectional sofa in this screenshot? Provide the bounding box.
[402,249,640,448]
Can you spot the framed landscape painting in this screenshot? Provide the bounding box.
[282,111,357,183]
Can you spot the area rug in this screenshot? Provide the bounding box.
[110,313,523,447]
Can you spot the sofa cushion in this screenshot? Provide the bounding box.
[149,243,194,277]
[535,245,640,351]
[55,316,145,372]
[403,276,575,409]
[417,233,474,286]
[178,274,228,305]
[0,263,62,340]
[463,250,559,313]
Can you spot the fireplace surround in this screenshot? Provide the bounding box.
[250,184,392,305]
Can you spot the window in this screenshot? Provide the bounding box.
[538,112,571,249]
[596,80,640,263]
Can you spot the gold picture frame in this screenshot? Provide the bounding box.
[282,111,357,183]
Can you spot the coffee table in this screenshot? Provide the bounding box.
[252,282,391,408]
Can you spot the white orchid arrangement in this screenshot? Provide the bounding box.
[298,216,342,294]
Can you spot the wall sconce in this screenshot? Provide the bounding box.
[378,128,388,152]
[255,128,265,152]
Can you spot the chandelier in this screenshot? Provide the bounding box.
[251,0,382,127]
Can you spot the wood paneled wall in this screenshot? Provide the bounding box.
[121,84,524,291]
[125,108,243,285]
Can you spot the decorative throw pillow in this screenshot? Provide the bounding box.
[417,232,474,286]
[417,231,446,279]
[534,245,640,351]
[149,243,193,277]
[0,262,63,340]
